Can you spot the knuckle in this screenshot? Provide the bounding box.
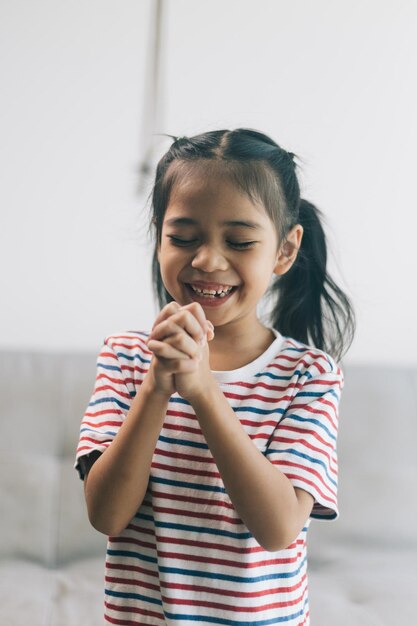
[178,359,196,373]
[187,301,202,313]
[159,302,179,319]
[176,309,190,323]
[169,331,183,345]
[177,333,190,349]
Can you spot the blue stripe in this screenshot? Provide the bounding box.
[170,396,190,406]
[115,350,150,365]
[88,396,129,411]
[160,603,308,625]
[295,388,339,400]
[284,344,308,353]
[325,355,334,370]
[133,513,253,542]
[97,362,122,373]
[158,434,209,449]
[80,427,117,437]
[235,405,284,416]
[107,548,157,565]
[149,474,227,494]
[277,413,337,442]
[266,448,337,488]
[105,586,162,607]
[254,368,313,381]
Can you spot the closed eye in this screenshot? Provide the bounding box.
[167,236,256,250]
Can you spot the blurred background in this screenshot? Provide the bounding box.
[1,0,416,363]
[1,4,417,625]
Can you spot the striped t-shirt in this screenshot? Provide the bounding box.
[75,328,344,625]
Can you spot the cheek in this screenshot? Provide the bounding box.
[248,258,276,286]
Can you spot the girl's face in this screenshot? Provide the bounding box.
[157,168,289,334]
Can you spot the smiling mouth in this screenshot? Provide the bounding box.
[186,284,238,298]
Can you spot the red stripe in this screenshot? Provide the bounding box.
[78,436,112,445]
[99,351,119,361]
[106,561,160,579]
[110,340,149,351]
[105,603,163,624]
[281,472,337,507]
[119,364,148,376]
[272,457,337,496]
[232,379,301,392]
[272,434,337,474]
[134,488,237,515]
[97,372,139,386]
[221,390,293,403]
[150,459,222,481]
[82,417,123,426]
[286,398,338,431]
[275,424,335,451]
[95,384,132,400]
[142,488,234,519]
[152,446,218,467]
[165,585,308,611]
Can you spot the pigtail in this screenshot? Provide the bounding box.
[268,199,356,363]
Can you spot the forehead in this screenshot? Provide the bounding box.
[165,161,271,227]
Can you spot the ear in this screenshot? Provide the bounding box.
[273,224,304,276]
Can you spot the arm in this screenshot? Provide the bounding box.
[189,378,314,552]
[83,373,170,536]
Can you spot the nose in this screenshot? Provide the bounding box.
[190,243,229,273]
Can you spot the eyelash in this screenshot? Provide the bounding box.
[167,236,256,250]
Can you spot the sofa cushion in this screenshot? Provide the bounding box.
[0,557,104,626]
[0,455,59,566]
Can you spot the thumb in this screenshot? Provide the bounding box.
[205,320,215,341]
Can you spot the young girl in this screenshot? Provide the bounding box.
[75,128,355,625]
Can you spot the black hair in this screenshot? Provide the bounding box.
[146,128,356,363]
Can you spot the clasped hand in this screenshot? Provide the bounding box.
[146,301,215,402]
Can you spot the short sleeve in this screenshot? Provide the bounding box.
[265,365,344,520]
[74,337,132,480]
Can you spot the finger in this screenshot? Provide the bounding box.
[206,321,215,340]
[180,302,209,334]
[154,328,202,359]
[151,301,181,332]
[147,339,192,361]
[174,306,210,344]
[156,354,201,374]
[151,311,206,347]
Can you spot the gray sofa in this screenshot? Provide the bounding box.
[1,350,416,625]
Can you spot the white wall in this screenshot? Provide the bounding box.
[1,0,416,365]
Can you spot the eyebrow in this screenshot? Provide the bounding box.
[165,217,263,230]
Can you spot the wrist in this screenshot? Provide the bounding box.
[141,372,172,402]
[186,374,218,406]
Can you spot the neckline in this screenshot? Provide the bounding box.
[211,328,284,383]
